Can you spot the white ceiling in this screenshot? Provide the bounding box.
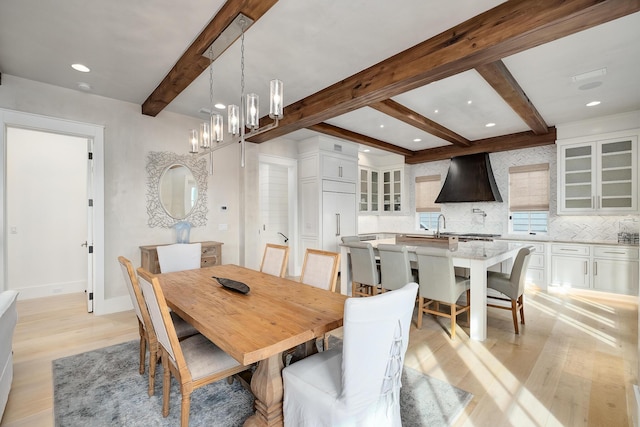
[1,1,639,157]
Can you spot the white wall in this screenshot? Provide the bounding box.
[0,75,242,312]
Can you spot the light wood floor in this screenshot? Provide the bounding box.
[1,287,637,427]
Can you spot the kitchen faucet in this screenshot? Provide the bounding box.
[436,214,446,238]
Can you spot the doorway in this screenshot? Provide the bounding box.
[258,155,298,276]
[0,108,104,312]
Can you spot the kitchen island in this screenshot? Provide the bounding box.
[339,235,523,341]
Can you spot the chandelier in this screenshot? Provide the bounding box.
[189,14,284,170]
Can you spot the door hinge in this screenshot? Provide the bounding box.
[88,152,93,160]
[88,245,94,254]
[89,292,93,301]
[88,199,93,207]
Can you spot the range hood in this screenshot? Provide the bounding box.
[435,153,503,203]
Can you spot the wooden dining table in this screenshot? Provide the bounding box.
[155,264,347,427]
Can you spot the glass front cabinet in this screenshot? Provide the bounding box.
[557,135,638,214]
[359,167,402,213]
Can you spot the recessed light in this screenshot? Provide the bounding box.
[485,122,496,127]
[71,63,90,73]
[214,103,226,109]
[379,124,385,128]
[586,101,601,107]
[467,100,472,105]
[363,149,371,153]
[434,109,439,114]
[77,82,92,91]
[413,138,422,142]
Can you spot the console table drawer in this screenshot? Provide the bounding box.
[140,241,223,274]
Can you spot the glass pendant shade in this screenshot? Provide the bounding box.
[269,79,284,119]
[228,104,240,135]
[246,93,259,130]
[189,129,199,153]
[212,114,224,142]
[199,122,211,148]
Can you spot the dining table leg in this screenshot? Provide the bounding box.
[244,353,285,427]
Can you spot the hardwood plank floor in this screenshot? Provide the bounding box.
[1,286,637,426]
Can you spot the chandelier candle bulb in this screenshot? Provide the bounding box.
[199,122,211,148]
[269,79,283,119]
[189,129,199,153]
[228,104,240,135]
[245,93,259,129]
[212,114,224,142]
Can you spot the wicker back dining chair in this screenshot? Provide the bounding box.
[259,243,290,277]
[156,243,202,273]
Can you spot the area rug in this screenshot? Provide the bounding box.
[53,340,472,426]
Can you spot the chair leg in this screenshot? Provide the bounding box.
[138,322,146,375]
[519,295,525,325]
[148,342,158,396]
[450,304,456,339]
[162,354,171,417]
[180,391,191,427]
[466,289,471,322]
[417,296,424,328]
[511,300,519,334]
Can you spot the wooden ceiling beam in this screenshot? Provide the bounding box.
[369,99,471,147]
[308,123,415,157]
[141,0,279,117]
[476,60,549,134]
[406,127,557,164]
[249,0,639,143]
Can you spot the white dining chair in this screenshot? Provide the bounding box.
[118,257,197,395]
[282,282,418,427]
[156,243,201,273]
[259,243,290,277]
[136,268,247,427]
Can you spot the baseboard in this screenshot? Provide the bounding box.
[633,384,640,427]
[12,281,85,300]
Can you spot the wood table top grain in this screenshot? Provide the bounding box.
[156,264,347,366]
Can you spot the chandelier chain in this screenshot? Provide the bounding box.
[208,45,214,119]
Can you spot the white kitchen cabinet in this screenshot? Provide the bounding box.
[557,134,638,215]
[298,137,358,261]
[359,167,379,213]
[592,246,639,295]
[382,168,403,212]
[503,241,547,289]
[550,244,590,289]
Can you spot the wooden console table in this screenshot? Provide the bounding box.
[139,241,223,274]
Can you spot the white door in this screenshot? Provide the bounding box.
[6,127,90,304]
[258,156,298,275]
[86,139,95,312]
[322,191,356,254]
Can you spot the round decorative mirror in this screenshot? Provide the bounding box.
[146,152,208,228]
[159,164,198,219]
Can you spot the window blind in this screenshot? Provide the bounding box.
[509,163,549,211]
[415,175,441,212]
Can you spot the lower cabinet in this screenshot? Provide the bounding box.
[139,241,223,274]
[550,243,638,295]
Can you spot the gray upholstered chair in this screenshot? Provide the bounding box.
[118,257,197,395]
[137,268,247,427]
[340,235,360,243]
[414,246,470,339]
[346,242,380,297]
[377,244,418,292]
[156,243,202,273]
[260,243,290,277]
[283,282,418,426]
[486,246,533,334]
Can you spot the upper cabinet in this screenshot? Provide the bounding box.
[557,133,638,215]
[358,165,404,214]
[322,153,357,182]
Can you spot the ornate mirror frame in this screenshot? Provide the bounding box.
[146,151,208,228]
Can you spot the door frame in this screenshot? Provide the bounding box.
[0,108,104,311]
[258,154,298,276]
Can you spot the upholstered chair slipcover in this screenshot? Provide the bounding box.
[486,246,533,334]
[260,243,290,277]
[282,282,418,427]
[377,244,418,292]
[346,242,380,297]
[156,243,202,273]
[414,246,470,339]
[136,268,247,427]
[118,257,197,395]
